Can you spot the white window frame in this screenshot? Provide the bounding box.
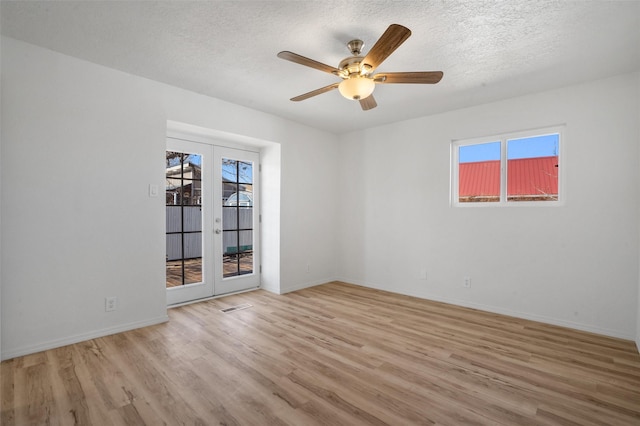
[451,126,565,207]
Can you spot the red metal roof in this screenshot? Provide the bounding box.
[459,156,558,198]
[459,159,500,197]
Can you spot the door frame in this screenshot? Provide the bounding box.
[166,137,261,306]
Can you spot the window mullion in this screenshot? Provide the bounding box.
[500,139,507,203]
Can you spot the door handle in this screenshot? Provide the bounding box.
[215,229,222,234]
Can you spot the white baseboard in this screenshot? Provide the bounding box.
[336,277,635,341]
[260,281,281,294]
[1,315,169,361]
[279,277,336,294]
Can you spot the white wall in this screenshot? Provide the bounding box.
[637,72,640,352]
[0,14,3,359]
[278,129,339,293]
[337,72,640,340]
[0,37,338,359]
[1,35,637,359]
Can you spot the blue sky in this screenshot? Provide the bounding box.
[459,134,559,163]
[222,159,253,184]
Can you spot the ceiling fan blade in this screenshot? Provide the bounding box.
[277,51,341,75]
[362,24,412,72]
[359,95,377,111]
[290,83,340,101]
[375,71,443,84]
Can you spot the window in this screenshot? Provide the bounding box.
[166,150,203,287]
[452,127,562,206]
[221,158,254,278]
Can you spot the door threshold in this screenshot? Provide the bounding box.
[167,286,260,309]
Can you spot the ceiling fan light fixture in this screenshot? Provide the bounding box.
[338,76,375,100]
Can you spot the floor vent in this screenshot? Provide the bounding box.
[220,303,252,313]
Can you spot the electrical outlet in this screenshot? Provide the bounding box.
[306,263,310,273]
[105,296,117,312]
[463,277,471,288]
[419,270,427,280]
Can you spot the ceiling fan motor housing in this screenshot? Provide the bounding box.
[339,38,375,77]
[338,56,367,77]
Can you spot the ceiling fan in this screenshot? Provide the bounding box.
[277,24,443,111]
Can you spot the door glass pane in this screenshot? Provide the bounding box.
[223,207,238,230]
[458,142,501,203]
[166,151,203,287]
[507,134,559,202]
[221,158,253,278]
[239,253,253,275]
[239,206,252,229]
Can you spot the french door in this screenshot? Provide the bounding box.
[166,138,260,305]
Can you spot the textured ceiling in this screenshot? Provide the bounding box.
[2,1,639,134]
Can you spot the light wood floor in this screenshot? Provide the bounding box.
[2,282,640,425]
